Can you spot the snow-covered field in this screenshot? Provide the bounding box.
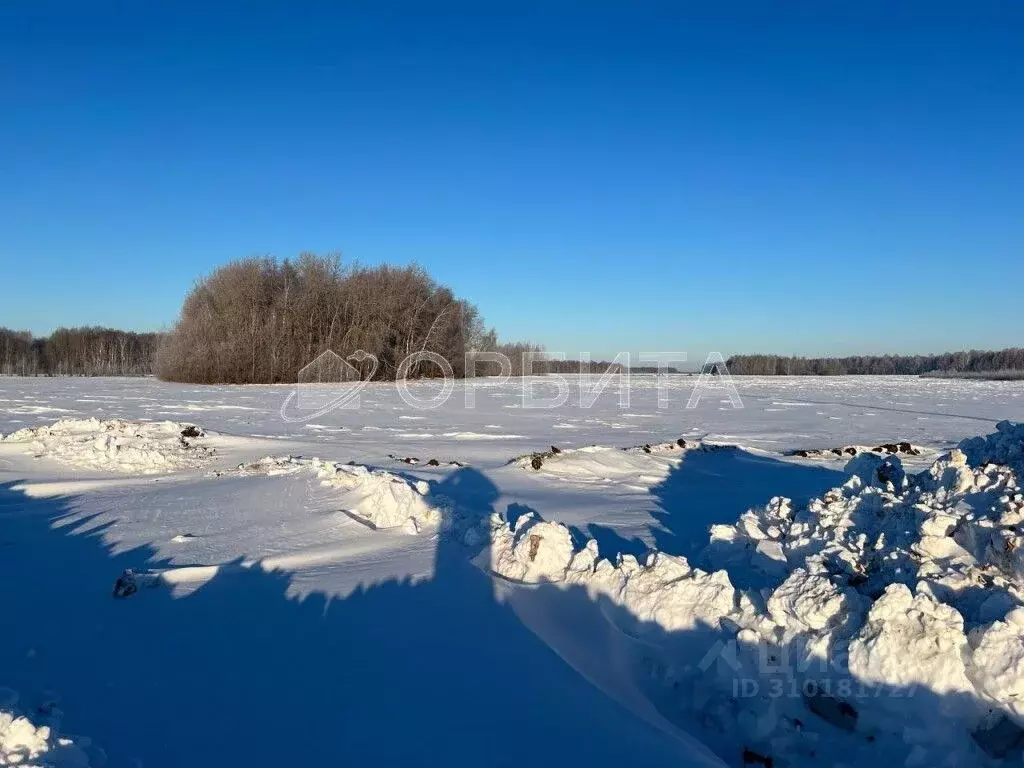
[1,375,1024,767]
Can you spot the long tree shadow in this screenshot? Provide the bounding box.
[648,447,844,558]
[0,475,720,768]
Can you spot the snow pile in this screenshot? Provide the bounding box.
[229,455,448,534]
[482,424,1024,765]
[0,688,94,767]
[315,461,446,534]
[960,419,1024,476]
[847,585,980,720]
[0,418,213,474]
[234,455,308,477]
[488,512,579,582]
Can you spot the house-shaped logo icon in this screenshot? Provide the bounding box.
[296,351,364,412]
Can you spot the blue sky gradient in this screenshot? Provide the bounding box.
[1,1,1021,359]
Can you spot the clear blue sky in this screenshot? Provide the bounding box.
[1,1,1021,360]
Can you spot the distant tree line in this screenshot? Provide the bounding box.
[725,349,1024,376]
[0,326,159,376]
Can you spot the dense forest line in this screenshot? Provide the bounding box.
[725,349,1024,376]
[0,326,159,376]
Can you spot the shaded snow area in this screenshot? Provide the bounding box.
[3,377,1024,768]
[0,418,213,473]
[0,688,95,766]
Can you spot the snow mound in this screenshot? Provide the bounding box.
[489,512,577,583]
[234,455,308,476]
[510,442,685,482]
[315,461,447,533]
[228,455,449,534]
[0,688,95,767]
[0,418,213,474]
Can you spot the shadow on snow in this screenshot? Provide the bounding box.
[0,457,1010,767]
[648,447,844,559]
[0,474,716,768]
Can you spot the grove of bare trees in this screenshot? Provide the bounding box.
[155,254,503,384]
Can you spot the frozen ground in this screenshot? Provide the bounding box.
[1,375,1023,767]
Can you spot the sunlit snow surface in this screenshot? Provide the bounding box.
[1,375,1023,768]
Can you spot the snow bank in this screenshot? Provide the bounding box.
[0,688,95,767]
[482,423,1024,766]
[0,418,213,474]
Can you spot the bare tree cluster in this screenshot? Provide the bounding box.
[156,254,495,384]
[0,327,159,376]
[726,349,1024,376]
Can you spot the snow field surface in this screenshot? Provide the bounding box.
[3,377,1024,767]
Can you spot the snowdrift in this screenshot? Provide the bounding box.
[0,418,213,474]
[233,456,447,534]
[476,421,1024,766]
[0,687,95,767]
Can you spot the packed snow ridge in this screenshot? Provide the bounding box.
[234,455,447,534]
[0,687,95,767]
[476,421,1024,766]
[0,418,212,474]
